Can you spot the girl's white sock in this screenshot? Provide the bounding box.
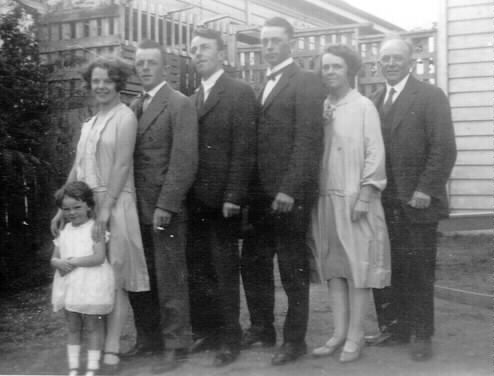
[67,344,80,370]
[87,349,101,370]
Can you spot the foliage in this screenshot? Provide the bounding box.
[0,5,53,285]
[0,5,49,154]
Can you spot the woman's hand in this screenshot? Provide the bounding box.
[51,258,74,276]
[92,207,111,242]
[50,210,64,237]
[351,199,369,222]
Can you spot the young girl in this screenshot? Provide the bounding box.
[51,181,115,376]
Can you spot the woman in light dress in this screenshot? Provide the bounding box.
[51,56,149,372]
[310,44,391,363]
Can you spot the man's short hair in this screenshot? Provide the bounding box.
[193,27,226,51]
[380,34,414,58]
[263,17,294,39]
[136,39,167,64]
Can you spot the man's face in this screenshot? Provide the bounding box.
[378,39,413,86]
[190,36,225,79]
[260,26,293,68]
[135,48,166,91]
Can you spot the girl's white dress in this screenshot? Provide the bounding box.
[51,219,115,314]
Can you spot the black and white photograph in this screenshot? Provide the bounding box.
[0,0,491,375]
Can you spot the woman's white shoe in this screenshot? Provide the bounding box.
[312,338,345,358]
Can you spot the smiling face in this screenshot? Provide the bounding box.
[135,47,166,91]
[260,25,293,68]
[61,196,90,227]
[321,52,350,92]
[90,67,119,105]
[190,35,224,80]
[379,39,413,86]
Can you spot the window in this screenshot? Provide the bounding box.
[109,18,114,35]
[97,19,102,36]
[83,22,90,38]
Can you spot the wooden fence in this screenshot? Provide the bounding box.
[37,0,241,95]
[237,27,437,96]
[37,0,436,97]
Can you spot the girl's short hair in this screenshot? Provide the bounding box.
[321,44,362,83]
[81,56,133,92]
[55,181,95,209]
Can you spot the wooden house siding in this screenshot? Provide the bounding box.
[439,0,493,216]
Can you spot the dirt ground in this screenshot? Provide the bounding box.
[0,234,491,376]
[435,234,492,294]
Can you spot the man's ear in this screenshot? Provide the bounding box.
[408,58,416,74]
[162,65,170,80]
[289,38,297,52]
[218,49,226,63]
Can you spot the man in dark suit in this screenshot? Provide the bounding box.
[126,40,198,373]
[367,37,456,361]
[240,17,325,366]
[186,28,257,367]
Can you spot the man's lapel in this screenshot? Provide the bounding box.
[261,63,298,110]
[371,86,386,110]
[391,76,419,133]
[138,84,171,135]
[198,75,224,119]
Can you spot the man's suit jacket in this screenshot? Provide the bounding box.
[132,83,198,224]
[190,73,257,209]
[256,62,325,204]
[370,75,457,223]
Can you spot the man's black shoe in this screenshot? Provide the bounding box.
[212,345,240,367]
[271,342,307,366]
[120,343,161,359]
[151,349,186,374]
[189,336,218,353]
[365,331,410,347]
[241,327,276,349]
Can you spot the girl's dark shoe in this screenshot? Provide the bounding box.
[100,352,121,375]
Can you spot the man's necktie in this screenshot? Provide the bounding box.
[261,70,283,105]
[135,92,150,120]
[195,85,204,112]
[266,71,281,81]
[382,87,396,118]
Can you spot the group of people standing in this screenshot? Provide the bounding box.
[49,15,456,376]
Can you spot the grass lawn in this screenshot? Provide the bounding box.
[436,233,492,294]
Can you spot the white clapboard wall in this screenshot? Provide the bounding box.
[437,0,493,216]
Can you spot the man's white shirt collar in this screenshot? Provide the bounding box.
[266,57,294,77]
[201,69,224,102]
[385,74,410,103]
[262,58,294,105]
[145,80,167,99]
